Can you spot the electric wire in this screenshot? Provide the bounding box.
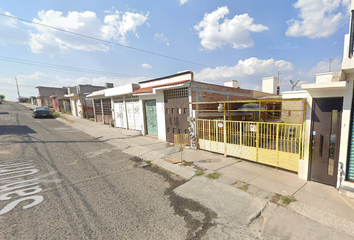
[0,13,210,68]
[0,12,262,79]
[0,56,145,78]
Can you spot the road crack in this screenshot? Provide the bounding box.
[131,156,217,240]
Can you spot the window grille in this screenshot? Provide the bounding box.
[164,88,188,99]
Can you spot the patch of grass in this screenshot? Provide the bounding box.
[160,168,173,174]
[195,170,205,177]
[281,195,297,205]
[152,164,158,168]
[206,172,221,180]
[270,194,282,203]
[238,184,249,191]
[145,160,151,164]
[182,161,194,166]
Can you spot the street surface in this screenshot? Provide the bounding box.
[0,103,215,239]
[1,102,354,240]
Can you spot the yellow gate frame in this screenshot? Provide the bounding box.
[188,98,306,172]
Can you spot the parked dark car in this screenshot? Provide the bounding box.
[32,107,54,118]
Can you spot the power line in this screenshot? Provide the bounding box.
[0,12,262,80]
[0,56,144,78]
[0,13,210,68]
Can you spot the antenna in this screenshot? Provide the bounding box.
[277,70,282,79]
[329,57,334,72]
[289,78,300,91]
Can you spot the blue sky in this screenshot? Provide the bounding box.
[0,0,351,101]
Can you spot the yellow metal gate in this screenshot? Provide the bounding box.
[197,119,304,172]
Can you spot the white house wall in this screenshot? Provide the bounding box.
[70,99,77,116]
[300,79,354,189]
[105,83,139,97]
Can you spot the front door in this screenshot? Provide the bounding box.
[114,102,126,129]
[164,88,190,143]
[310,98,343,186]
[144,100,158,136]
[126,100,142,130]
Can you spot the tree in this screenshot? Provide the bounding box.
[19,97,30,103]
[0,95,5,100]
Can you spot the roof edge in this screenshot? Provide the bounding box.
[138,71,193,84]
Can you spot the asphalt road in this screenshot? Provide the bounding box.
[0,103,216,240]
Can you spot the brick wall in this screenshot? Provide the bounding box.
[191,81,252,94]
[198,92,227,102]
[190,81,253,112]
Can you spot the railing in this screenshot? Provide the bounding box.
[197,119,304,172]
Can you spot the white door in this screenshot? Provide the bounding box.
[76,100,82,117]
[114,102,126,128]
[70,99,77,116]
[126,101,142,130]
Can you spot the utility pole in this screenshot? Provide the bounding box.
[15,77,20,101]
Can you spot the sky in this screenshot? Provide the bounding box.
[0,0,351,101]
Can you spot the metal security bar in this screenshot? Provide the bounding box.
[197,119,304,172]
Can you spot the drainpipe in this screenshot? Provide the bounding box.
[101,99,104,123]
[224,102,227,157]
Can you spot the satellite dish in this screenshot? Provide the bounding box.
[289,78,300,91]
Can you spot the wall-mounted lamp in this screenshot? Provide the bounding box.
[217,103,224,112]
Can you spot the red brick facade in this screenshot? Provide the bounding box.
[190,81,253,113]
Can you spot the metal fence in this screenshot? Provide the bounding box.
[197,119,304,172]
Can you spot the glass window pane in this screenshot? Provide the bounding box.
[328,110,338,176]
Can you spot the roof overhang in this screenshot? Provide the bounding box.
[302,81,348,91]
[64,93,78,99]
[86,90,105,99]
[133,80,190,95]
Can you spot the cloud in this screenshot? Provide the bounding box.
[27,9,148,56]
[195,57,294,82]
[0,9,29,45]
[154,33,170,45]
[194,6,268,50]
[286,0,347,39]
[18,72,47,80]
[179,0,188,5]
[102,10,149,44]
[141,63,152,68]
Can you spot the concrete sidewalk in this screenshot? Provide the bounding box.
[23,104,354,237]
